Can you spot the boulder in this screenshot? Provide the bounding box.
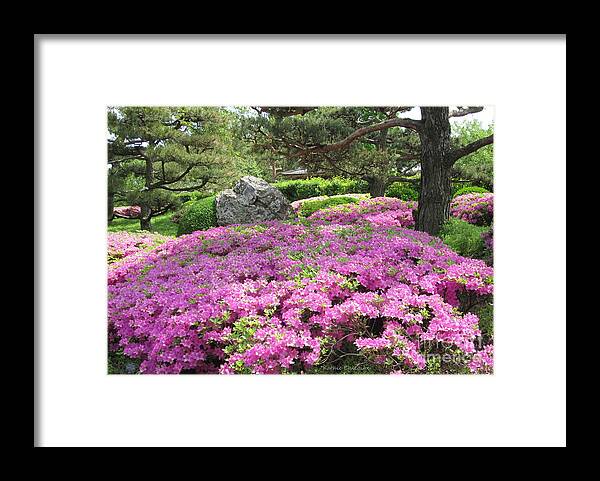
[215,176,292,226]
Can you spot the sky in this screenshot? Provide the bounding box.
[229,106,494,127]
[406,106,494,127]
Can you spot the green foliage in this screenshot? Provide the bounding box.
[439,218,490,259]
[382,179,477,199]
[223,316,260,356]
[108,213,178,236]
[274,177,369,202]
[175,191,212,203]
[176,196,217,236]
[385,182,419,201]
[319,177,366,196]
[298,196,358,217]
[274,179,318,201]
[453,186,490,198]
[450,181,477,196]
[452,120,494,189]
[469,300,494,341]
[108,349,141,374]
[243,107,422,184]
[426,355,442,374]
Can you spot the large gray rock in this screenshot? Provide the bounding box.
[215,176,292,226]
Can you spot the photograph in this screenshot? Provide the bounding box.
[107,106,495,375]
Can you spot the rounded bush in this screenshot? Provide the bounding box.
[385,182,419,201]
[274,179,319,202]
[453,186,490,198]
[176,196,217,236]
[450,193,494,226]
[298,196,358,217]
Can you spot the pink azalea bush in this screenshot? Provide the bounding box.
[291,193,369,214]
[108,232,170,265]
[108,204,493,374]
[481,227,493,251]
[308,197,417,228]
[468,344,494,373]
[450,193,493,226]
[113,205,142,219]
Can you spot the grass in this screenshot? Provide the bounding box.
[108,213,178,236]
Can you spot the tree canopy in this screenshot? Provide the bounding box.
[241,107,422,194]
[107,105,493,234]
[108,107,253,228]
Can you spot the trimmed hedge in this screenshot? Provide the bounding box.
[176,196,217,236]
[175,191,213,203]
[453,186,490,198]
[298,196,358,217]
[385,182,419,201]
[382,179,480,199]
[274,177,369,202]
[439,218,490,260]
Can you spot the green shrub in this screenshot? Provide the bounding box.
[320,177,368,197]
[453,186,490,198]
[468,300,494,341]
[299,196,358,217]
[385,182,419,201]
[296,179,323,201]
[274,178,317,202]
[175,191,213,203]
[449,182,468,195]
[274,177,369,202]
[108,348,141,374]
[176,196,217,236]
[319,178,344,197]
[439,218,490,259]
[391,177,471,197]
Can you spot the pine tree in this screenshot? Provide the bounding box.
[243,107,422,197]
[245,106,493,235]
[107,107,230,231]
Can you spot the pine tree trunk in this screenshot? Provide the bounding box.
[107,192,114,221]
[140,211,152,231]
[416,107,452,236]
[366,176,387,197]
[139,158,153,231]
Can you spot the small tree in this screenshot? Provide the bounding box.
[107,107,231,231]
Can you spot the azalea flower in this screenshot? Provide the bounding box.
[108,198,494,374]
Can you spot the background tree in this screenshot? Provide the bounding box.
[107,107,233,231]
[451,120,494,190]
[243,107,421,195]
[227,107,276,180]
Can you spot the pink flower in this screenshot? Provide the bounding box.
[468,345,494,374]
[108,198,493,375]
[450,193,493,226]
